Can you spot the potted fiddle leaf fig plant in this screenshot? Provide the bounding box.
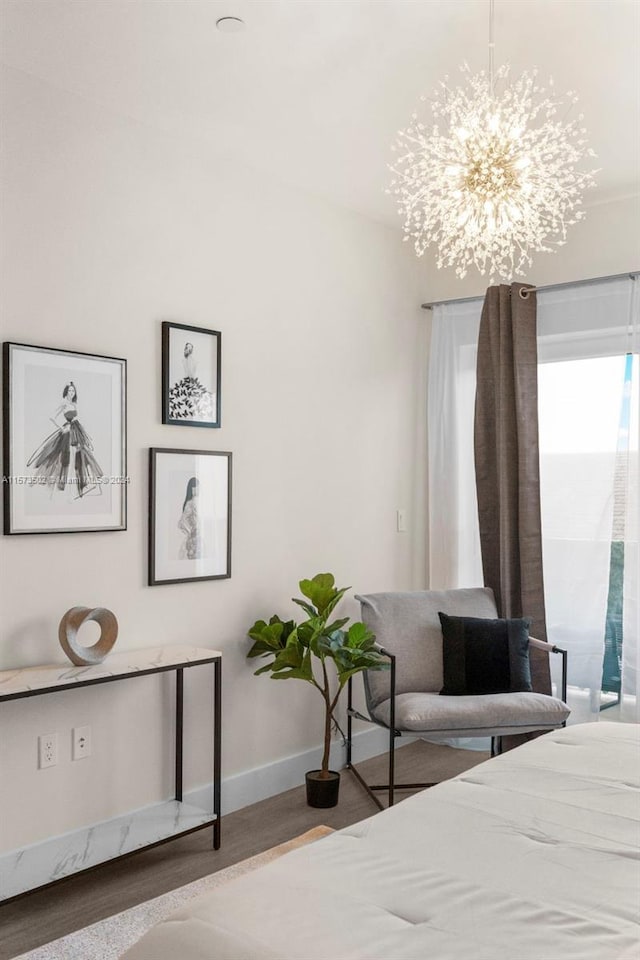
[247,573,389,808]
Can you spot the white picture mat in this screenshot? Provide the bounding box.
[168,328,218,398]
[153,452,229,582]
[8,345,125,532]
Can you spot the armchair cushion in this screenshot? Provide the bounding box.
[439,613,533,696]
[372,690,570,737]
[357,588,499,707]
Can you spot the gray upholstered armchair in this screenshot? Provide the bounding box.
[346,588,569,808]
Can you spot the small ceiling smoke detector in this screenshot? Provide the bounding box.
[216,16,246,33]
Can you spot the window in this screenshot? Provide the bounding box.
[428,275,639,721]
[539,353,638,720]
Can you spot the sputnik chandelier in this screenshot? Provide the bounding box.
[389,0,597,281]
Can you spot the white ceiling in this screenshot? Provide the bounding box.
[2,0,639,227]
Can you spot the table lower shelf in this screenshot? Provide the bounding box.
[0,799,216,901]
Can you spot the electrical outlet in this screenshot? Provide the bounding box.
[38,733,58,769]
[72,725,92,761]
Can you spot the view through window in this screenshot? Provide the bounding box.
[538,353,638,719]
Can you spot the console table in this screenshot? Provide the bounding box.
[0,645,221,902]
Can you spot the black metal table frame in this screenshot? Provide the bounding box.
[0,653,222,903]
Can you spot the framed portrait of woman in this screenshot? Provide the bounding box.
[3,342,127,535]
[149,448,232,586]
[162,322,221,428]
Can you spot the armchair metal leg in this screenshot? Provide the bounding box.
[347,678,353,766]
[347,678,382,810]
[349,759,386,811]
[346,678,435,810]
[388,654,396,806]
[388,707,395,807]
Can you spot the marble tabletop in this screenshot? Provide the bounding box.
[0,645,221,699]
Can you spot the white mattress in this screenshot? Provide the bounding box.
[123,723,640,960]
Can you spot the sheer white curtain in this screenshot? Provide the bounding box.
[427,300,482,589]
[427,276,639,721]
[537,277,639,721]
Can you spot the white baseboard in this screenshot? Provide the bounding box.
[187,725,394,815]
[8,728,396,875]
[10,728,479,875]
[188,729,487,816]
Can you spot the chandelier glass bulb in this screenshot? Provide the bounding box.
[389,62,597,281]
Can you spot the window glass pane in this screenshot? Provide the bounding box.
[539,355,630,720]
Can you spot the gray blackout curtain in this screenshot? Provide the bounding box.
[474,283,551,697]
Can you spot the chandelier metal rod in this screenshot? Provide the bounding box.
[420,271,639,310]
[488,0,495,96]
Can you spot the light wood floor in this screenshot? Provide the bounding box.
[1,741,489,960]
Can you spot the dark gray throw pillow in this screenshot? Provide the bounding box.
[438,612,533,696]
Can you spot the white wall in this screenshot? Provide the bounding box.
[0,66,428,851]
[2,60,637,856]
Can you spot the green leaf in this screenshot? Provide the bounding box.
[315,633,336,656]
[271,646,301,670]
[296,620,319,648]
[272,668,312,681]
[282,620,297,642]
[247,617,298,659]
[345,621,375,648]
[318,588,348,621]
[247,618,276,642]
[324,617,349,634]
[271,646,314,683]
[337,665,372,687]
[292,598,317,618]
[300,572,334,596]
[311,634,333,660]
[336,654,389,688]
[254,662,276,676]
[298,574,347,615]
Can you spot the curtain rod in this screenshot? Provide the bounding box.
[420,271,639,310]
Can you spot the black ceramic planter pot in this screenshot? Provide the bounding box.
[305,770,340,808]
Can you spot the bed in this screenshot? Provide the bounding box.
[123,723,640,960]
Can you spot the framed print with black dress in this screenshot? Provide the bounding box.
[162,322,221,428]
[149,448,232,585]
[3,342,127,535]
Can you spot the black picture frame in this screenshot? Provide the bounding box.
[148,447,232,586]
[3,341,127,535]
[162,321,221,428]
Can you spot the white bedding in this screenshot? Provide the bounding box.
[123,723,640,960]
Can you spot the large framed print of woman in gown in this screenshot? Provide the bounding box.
[148,448,231,586]
[3,343,127,534]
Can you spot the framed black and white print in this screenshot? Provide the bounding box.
[162,322,221,428]
[149,448,231,585]
[3,342,127,535]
